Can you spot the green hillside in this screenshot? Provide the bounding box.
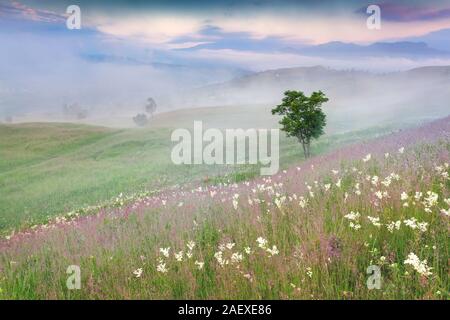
[0,119,400,232]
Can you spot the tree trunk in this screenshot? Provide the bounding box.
[301,142,308,159]
[298,136,309,159]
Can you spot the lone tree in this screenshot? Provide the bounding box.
[272,90,328,158]
[145,97,157,117]
[133,113,148,127]
[63,103,88,120]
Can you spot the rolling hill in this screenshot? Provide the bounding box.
[0,115,448,299]
[0,114,408,231]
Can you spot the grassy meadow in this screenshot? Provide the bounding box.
[0,116,448,299]
[0,118,401,232]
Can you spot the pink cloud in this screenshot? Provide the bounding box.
[1,0,65,23]
[360,3,450,22]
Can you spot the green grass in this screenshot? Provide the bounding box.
[0,138,447,299]
[0,120,401,232]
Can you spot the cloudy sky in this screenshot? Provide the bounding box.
[1,0,450,115]
[3,0,450,62]
[3,0,450,44]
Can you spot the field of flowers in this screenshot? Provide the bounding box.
[0,117,449,299]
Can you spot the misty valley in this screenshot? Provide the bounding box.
[0,0,449,304]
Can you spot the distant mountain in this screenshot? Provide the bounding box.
[81,53,185,69]
[402,65,450,77]
[80,53,250,75]
[80,53,252,89]
[177,28,450,60]
[282,41,450,59]
[156,66,450,131]
[401,28,450,52]
[163,65,450,131]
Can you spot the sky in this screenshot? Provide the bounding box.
[1,0,450,116]
[4,0,450,45]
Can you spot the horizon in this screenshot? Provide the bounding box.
[1,0,450,121]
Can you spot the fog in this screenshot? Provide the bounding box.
[0,32,246,122]
[155,65,450,133]
[1,30,449,131]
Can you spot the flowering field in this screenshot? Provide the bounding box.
[0,117,449,299]
[0,121,396,232]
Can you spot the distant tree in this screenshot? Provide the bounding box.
[75,109,88,120]
[63,103,88,120]
[4,115,12,123]
[272,90,328,158]
[133,113,148,127]
[145,97,157,116]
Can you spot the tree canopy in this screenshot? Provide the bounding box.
[272,90,328,158]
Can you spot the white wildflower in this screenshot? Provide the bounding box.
[306,267,313,278]
[187,241,196,251]
[386,220,401,233]
[243,273,253,281]
[404,252,432,277]
[371,176,379,186]
[195,260,204,270]
[299,197,308,208]
[404,218,428,232]
[226,242,235,250]
[417,222,428,232]
[423,191,438,208]
[232,194,240,210]
[367,216,382,227]
[174,251,184,262]
[344,211,360,221]
[159,247,171,258]
[381,176,391,187]
[256,237,268,249]
[266,245,279,256]
[231,252,243,264]
[414,192,423,201]
[156,261,168,273]
[133,268,143,278]
[274,196,286,209]
[349,222,361,230]
[390,172,400,181]
[214,251,226,266]
[375,191,383,200]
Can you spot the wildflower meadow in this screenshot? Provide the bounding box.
[0,117,448,300]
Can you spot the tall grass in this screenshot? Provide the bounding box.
[0,122,399,232]
[0,118,449,299]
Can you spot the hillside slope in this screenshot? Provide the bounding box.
[164,66,450,132]
[0,119,404,231]
[0,116,448,299]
